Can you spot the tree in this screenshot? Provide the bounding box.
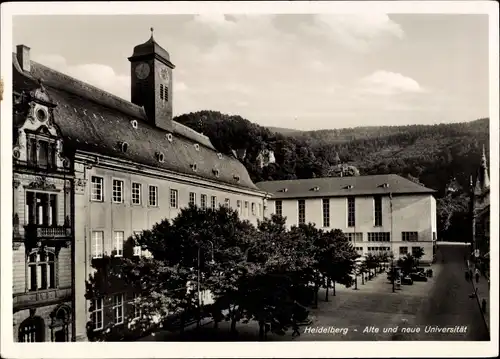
[412,247,425,267]
[365,253,378,279]
[397,255,416,275]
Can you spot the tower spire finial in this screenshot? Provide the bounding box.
[150,27,154,38]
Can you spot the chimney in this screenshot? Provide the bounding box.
[16,45,31,72]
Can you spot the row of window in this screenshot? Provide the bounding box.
[275,195,385,227]
[347,232,422,242]
[90,293,141,331]
[92,177,262,216]
[91,231,143,259]
[367,246,391,252]
[353,246,423,256]
[399,246,423,256]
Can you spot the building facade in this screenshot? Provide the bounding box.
[470,146,490,275]
[257,174,437,263]
[12,33,266,342]
[12,48,75,342]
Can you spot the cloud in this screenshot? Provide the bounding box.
[358,70,425,95]
[33,54,131,100]
[305,14,404,52]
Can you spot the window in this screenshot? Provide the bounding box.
[91,231,104,259]
[225,198,230,208]
[25,192,57,226]
[322,198,330,227]
[91,176,103,201]
[411,246,422,256]
[28,249,55,291]
[160,84,168,101]
[211,196,217,209]
[374,195,382,226]
[201,194,207,209]
[298,199,306,225]
[402,232,419,242]
[18,316,45,342]
[258,203,262,217]
[112,179,124,203]
[189,192,196,206]
[237,200,242,215]
[148,185,158,207]
[275,200,283,216]
[131,293,141,319]
[90,298,103,331]
[133,231,142,257]
[399,246,408,255]
[367,232,391,242]
[346,232,363,242]
[113,294,124,324]
[26,137,56,169]
[132,183,141,205]
[170,189,178,208]
[244,201,249,216]
[114,231,124,257]
[347,196,355,227]
[251,203,256,215]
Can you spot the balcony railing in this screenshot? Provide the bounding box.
[13,287,72,312]
[24,224,72,240]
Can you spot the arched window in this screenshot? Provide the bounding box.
[51,306,70,342]
[28,249,56,291]
[18,316,45,342]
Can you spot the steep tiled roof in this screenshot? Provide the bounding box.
[257,174,436,199]
[12,53,258,190]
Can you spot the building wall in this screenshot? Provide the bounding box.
[266,193,436,262]
[73,156,266,341]
[12,171,74,342]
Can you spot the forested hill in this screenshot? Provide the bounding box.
[175,111,489,194]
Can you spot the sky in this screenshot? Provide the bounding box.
[12,14,490,130]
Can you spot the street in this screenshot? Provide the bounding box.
[141,243,489,342]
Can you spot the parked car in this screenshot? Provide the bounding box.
[401,275,413,285]
[411,272,428,282]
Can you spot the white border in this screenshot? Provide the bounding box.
[1,1,498,358]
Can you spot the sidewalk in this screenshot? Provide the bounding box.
[468,262,490,333]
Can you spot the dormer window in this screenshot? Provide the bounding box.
[380,183,390,189]
[194,144,200,151]
[130,120,138,129]
[118,141,129,153]
[344,185,354,190]
[166,133,173,142]
[191,163,198,172]
[213,169,220,178]
[280,188,288,193]
[217,153,223,160]
[311,186,320,192]
[233,175,240,182]
[156,152,165,163]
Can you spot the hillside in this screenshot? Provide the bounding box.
[174,111,489,241]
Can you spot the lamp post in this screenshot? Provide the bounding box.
[197,240,214,328]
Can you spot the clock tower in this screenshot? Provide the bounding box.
[128,28,175,131]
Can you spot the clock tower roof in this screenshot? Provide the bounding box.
[129,28,175,68]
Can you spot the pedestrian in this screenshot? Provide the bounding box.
[475,268,480,283]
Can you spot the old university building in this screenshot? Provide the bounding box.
[12,31,267,342]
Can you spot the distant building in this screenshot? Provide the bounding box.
[257,174,437,263]
[470,145,490,273]
[12,32,267,342]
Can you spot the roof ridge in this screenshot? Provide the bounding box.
[30,59,146,120]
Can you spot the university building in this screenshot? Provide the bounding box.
[257,174,437,263]
[12,32,266,342]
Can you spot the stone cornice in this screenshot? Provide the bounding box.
[75,150,268,198]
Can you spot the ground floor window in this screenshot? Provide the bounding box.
[18,316,45,342]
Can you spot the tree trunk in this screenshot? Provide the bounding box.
[362,273,365,285]
[333,280,336,296]
[259,321,265,340]
[229,306,238,334]
[325,278,329,302]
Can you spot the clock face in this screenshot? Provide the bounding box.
[135,63,150,80]
[160,67,169,81]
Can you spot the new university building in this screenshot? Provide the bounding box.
[11,34,439,342]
